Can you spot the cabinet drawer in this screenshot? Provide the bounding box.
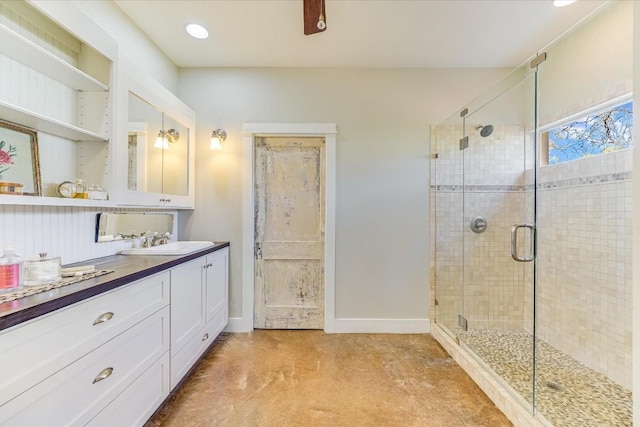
[205,305,228,345]
[170,323,210,390]
[170,306,227,390]
[0,271,169,406]
[88,352,170,427]
[0,306,169,426]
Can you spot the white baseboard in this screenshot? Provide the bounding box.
[224,317,431,334]
[223,317,252,333]
[330,318,430,334]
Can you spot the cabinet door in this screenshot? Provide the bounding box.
[205,248,229,324]
[115,66,195,209]
[170,258,205,355]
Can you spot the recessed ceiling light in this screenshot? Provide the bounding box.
[186,23,209,39]
[552,0,577,7]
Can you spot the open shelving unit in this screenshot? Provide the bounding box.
[0,23,109,93]
[0,1,115,207]
[0,100,108,143]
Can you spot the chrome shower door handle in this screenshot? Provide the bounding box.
[511,223,535,262]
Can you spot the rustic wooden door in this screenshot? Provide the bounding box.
[254,136,325,329]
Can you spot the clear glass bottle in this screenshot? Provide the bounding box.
[0,247,24,293]
[73,178,88,199]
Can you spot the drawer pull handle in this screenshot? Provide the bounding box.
[202,333,209,341]
[93,312,114,325]
[93,367,114,384]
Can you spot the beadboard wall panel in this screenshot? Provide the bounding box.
[0,54,76,124]
[0,0,79,65]
[0,205,176,265]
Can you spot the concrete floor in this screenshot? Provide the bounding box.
[146,330,511,427]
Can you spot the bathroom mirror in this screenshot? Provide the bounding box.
[127,91,161,193]
[161,113,189,196]
[95,212,174,243]
[126,91,190,196]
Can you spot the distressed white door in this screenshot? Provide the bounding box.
[254,136,325,329]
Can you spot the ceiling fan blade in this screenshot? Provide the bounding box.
[303,0,326,35]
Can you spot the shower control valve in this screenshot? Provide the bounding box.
[470,216,488,234]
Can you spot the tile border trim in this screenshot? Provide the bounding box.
[431,171,632,192]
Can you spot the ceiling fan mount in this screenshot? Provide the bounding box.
[303,0,327,35]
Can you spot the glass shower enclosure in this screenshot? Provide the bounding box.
[430,2,633,425]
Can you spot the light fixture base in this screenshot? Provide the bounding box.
[210,128,227,150]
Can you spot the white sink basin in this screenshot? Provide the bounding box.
[120,241,215,256]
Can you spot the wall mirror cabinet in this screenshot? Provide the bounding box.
[0,0,116,207]
[116,63,195,209]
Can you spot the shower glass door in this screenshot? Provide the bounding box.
[459,67,538,410]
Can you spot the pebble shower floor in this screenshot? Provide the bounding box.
[458,329,631,427]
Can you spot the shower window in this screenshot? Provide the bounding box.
[541,99,633,165]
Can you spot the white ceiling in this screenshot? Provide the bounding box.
[114,0,607,69]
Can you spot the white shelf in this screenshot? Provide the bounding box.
[0,23,109,92]
[0,100,108,142]
[0,194,115,208]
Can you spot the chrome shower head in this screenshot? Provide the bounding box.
[475,124,494,137]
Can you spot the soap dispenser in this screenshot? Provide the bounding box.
[0,246,24,293]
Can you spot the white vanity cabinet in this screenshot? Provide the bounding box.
[170,247,229,388]
[0,0,116,206]
[0,272,170,426]
[0,247,229,425]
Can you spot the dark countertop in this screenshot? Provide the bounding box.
[0,242,230,332]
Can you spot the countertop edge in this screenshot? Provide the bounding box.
[0,242,230,332]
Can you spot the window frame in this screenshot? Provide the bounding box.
[539,94,633,167]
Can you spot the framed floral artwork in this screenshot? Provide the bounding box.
[0,120,41,196]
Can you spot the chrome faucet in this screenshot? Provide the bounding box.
[152,232,170,246]
[141,231,156,248]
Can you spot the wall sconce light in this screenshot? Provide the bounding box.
[210,129,227,150]
[154,128,180,150]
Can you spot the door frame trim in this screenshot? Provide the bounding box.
[241,123,337,332]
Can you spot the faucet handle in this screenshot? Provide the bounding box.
[152,232,170,246]
[141,231,156,248]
